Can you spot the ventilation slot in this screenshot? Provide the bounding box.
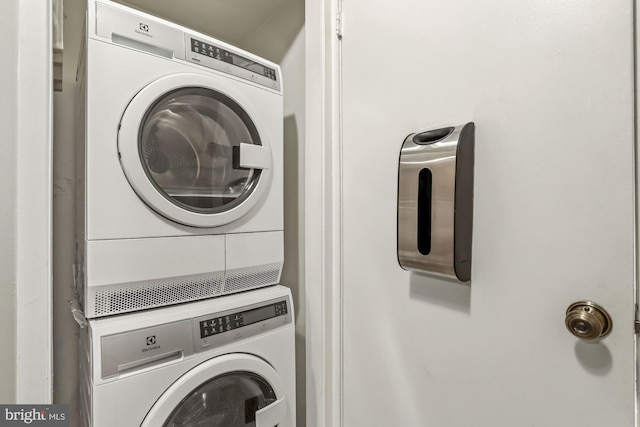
[92,273,224,317]
[89,264,282,318]
[223,263,282,294]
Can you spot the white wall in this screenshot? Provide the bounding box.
[0,0,20,403]
[303,0,342,424]
[14,0,54,403]
[1,0,53,404]
[280,30,306,427]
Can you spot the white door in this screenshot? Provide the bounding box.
[338,1,635,425]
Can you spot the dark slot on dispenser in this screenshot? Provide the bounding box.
[417,168,432,255]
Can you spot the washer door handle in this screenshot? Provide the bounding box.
[238,142,271,170]
[256,396,287,427]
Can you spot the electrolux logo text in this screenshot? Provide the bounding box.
[142,335,160,353]
[0,405,69,426]
[135,22,153,38]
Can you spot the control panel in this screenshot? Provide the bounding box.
[199,300,288,338]
[190,39,277,81]
[99,296,291,378]
[185,35,281,92]
[194,297,291,352]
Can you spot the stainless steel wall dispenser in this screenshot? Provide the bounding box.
[397,123,475,282]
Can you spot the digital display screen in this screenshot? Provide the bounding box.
[199,301,288,339]
[191,38,277,81]
[243,305,276,325]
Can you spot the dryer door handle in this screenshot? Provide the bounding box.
[255,396,287,427]
[237,143,272,170]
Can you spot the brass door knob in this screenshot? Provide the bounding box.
[565,301,612,340]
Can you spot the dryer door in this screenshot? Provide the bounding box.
[142,354,288,427]
[118,73,273,228]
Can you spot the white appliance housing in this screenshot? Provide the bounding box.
[76,0,284,317]
[79,285,296,427]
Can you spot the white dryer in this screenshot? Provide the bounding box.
[79,285,295,426]
[76,0,285,317]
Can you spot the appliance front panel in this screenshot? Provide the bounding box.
[84,39,283,240]
[86,287,295,427]
[88,325,295,427]
[83,234,283,318]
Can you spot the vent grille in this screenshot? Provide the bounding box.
[92,273,224,317]
[88,263,282,318]
[223,263,282,294]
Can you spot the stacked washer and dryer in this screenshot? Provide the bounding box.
[75,1,295,425]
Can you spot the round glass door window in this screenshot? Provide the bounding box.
[164,372,277,427]
[139,87,261,213]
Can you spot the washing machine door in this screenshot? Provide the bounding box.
[118,73,273,228]
[142,354,288,427]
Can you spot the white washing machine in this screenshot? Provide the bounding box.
[79,285,295,426]
[76,0,285,317]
